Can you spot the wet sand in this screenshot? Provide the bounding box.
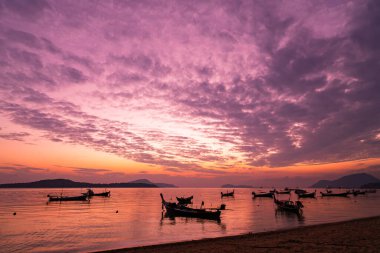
[97,216,380,253]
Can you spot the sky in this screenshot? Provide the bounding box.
[0,0,379,187]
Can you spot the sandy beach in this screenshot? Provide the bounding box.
[97,216,380,253]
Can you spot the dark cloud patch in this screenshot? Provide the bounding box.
[1,0,51,20]
[7,47,43,68]
[107,72,147,86]
[0,165,48,172]
[72,167,111,174]
[59,65,87,83]
[63,53,99,72]
[0,131,30,141]
[5,29,42,49]
[350,0,380,52]
[110,53,171,77]
[41,38,61,54]
[20,87,52,103]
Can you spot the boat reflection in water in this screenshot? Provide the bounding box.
[1,188,380,252]
[275,208,305,223]
[161,211,226,226]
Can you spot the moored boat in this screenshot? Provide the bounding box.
[48,194,88,202]
[84,189,111,197]
[221,190,234,197]
[176,195,193,205]
[320,191,349,197]
[160,193,221,220]
[275,189,291,194]
[353,190,366,196]
[297,190,316,198]
[365,189,377,193]
[252,191,273,198]
[294,189,307,194]
[274,195,303,214]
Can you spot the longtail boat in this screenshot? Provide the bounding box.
[353,190,366,196]
[276,189,291,194]
[160,193,221,220]
[221,190,234,197]
[320,191,349,197]
[294,189,307,194]
[274,195,303,214]
[252,191,273,198]
[176,195,193,205]
[84,189,111,197]
[297,190,316,198]
[48,194,88,202]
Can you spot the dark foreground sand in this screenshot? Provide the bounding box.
[97,216,380,253]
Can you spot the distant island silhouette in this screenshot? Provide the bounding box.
[311,173,380,188]
[0,178,177,188]
[221,184,252,188]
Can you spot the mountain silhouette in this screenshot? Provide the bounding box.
[311,173,380,188]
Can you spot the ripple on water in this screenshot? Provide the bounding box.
[1,188,380,252]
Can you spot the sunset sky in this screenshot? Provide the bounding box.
[0,0,379,187]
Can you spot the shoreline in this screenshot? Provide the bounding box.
[95,215,380,253]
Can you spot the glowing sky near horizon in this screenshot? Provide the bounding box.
[0,0,380,186]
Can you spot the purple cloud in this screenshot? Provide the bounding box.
[0,0,379,180]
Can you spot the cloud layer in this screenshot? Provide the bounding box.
[1,0,379,179]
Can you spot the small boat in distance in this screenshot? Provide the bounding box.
[352,190,366,196]
[84,189,111,197]
[275,189,291,194]
[160,193,222,220]
[252,191,274,198]
[320,191,349,197]
[176,195,193,205]
[294,189,307,194]
[221,190,234,197]
[297,190,316,198]
[365,189,377,193]
[48,194,88,202]
[274,195,303,214]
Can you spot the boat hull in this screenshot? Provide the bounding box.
[176,196,193,205]
[92,191,111,197]
[297,192,316,198]
[252,192,273,198]
[48,195,88,201]
[320,192,349,197]
[221,192,234,197]
[165,207,221,220]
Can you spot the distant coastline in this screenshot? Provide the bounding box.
[221,184,252,188]
[0,178,177,188]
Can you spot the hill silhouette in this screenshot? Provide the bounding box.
[0,178,164,188]
[311,173,380,188]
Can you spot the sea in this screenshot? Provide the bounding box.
[1,188,379,252]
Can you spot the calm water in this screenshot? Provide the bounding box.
[1,188,379,252]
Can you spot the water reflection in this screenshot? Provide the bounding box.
[160,211,227,231]
[275,209,305,224]
[0,188,379,253]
